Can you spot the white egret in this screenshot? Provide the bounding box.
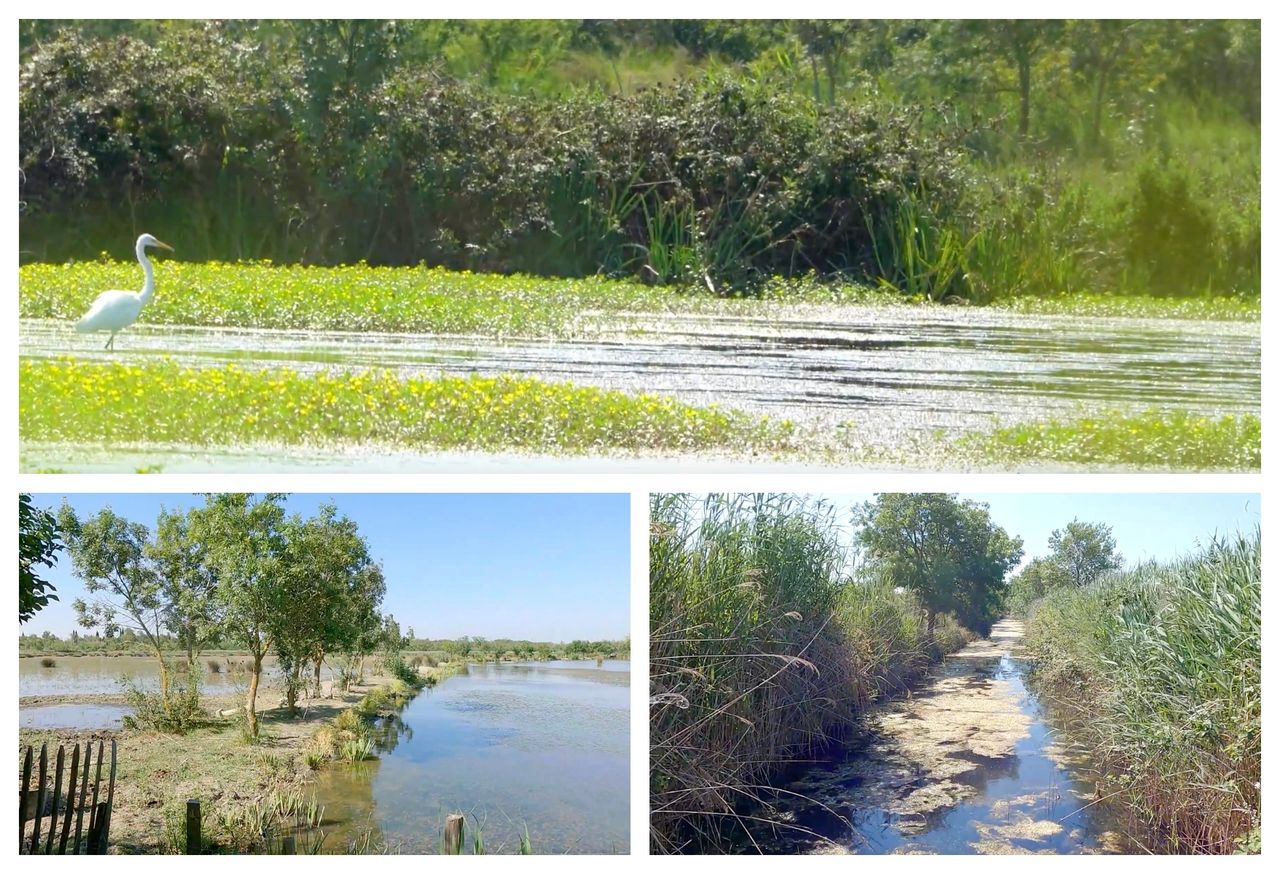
[75,233,174,349]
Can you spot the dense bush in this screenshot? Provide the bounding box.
[1024,532,1260,853]
[19,30,965,288]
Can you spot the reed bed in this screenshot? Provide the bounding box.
[1024,531,1260,853]
[649,493,969,853]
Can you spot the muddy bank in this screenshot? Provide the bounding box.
[755,620,1128,855]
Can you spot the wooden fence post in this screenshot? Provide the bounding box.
[443,813,465,854]
[186,800,201,854]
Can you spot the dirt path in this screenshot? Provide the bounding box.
[763,619,1125,855]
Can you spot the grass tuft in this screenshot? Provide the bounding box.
[649,493,971,853]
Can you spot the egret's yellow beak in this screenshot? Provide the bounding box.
[155,240,174,252]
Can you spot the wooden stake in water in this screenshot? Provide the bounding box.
[443,813,465,854]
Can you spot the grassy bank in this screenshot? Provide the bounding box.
[18,661,456,853]
[20,358,792,455]
[649,494,971,853]
[1022,532,1261,853]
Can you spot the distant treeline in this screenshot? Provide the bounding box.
[20,630,630,660]
[20,20,1259,298]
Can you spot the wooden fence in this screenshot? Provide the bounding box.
[19,740,117,854]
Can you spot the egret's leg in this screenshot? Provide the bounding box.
[104,333,115,351]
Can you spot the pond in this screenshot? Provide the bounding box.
[752,621,1130,855]
[18,654,332,698]
[307,660,630,854]
[18,306,1259,471]
[19,703,133,730]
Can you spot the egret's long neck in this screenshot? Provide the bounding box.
[136,242,156,304]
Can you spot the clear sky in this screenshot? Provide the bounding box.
[22,493,631,641]
[821,492,1260,570]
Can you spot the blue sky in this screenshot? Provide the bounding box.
[22,493,630,641]
[823,492,1260,569]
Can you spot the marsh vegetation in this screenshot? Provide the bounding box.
[649,494,1260,854]
[16,20,1261,471]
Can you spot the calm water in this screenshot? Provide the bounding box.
[309,660,630,854]
[18,654,331,697]
[20,703,133,730]
[18,308,1259,471]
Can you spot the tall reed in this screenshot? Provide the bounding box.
[649,493,968,853]
[1024,531,1260,853]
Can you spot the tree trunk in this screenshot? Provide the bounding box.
[1090,63,1113,151]
[155,650,171,703]
[1018,59,1032,142]
[313,657,324,698]
[246,655,262,738]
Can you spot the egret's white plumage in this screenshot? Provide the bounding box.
[75,233,173,349]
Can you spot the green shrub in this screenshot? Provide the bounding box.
[121,672,205,734]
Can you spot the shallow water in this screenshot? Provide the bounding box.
[306,660,629,854]
[18,308,1258,471]
[755,621,1127,855]
[18,654,332,697]
[20,703,133,730]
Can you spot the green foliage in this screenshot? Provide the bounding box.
[18,21,1259,299]
[855,493,1023,637]
[972,409,1260,471]
[1024,531,1260,853]
[650,493,973,853]
[18,260,682,337]
[21,358,792,455]
[19,494,62,623]
[1047,519,1123,588]
[122,670,205,734]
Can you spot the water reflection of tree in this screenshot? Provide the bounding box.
[372,713,412,754]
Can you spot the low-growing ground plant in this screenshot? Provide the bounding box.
[970,409,1260,471]
[20,358,792,456]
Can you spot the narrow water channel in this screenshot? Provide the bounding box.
[755,620,1127,855]
[306,660,630,854]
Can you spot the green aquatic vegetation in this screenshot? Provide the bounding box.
[971,410,1260,471]
[991,294,1260,322]
[18,260,683,337]
[19,358,791,454]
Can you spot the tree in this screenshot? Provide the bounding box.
[274,503,381,709]
[57,504,177,700]
[855,493,1023,640]
[793,20,858,104]
[189,493,287,738]
[1004,555,1072,615]
[147,506,223,672]
[20,494,62,623]
[942,20,1065,143]
[1047,519,1122,588]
